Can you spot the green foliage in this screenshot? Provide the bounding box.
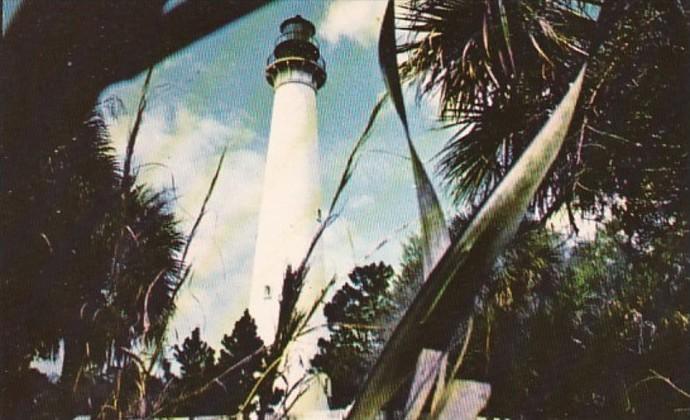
[399,0,595,210]
[388,236,425,317]
[163,327,221,416]
[352,220,689,417]
[174,328,216,382]
[164,311,272,417]
[341,219,563,413]
[454,226,690,418]
[2,2,686,418]
[350,2,586,410]
[217,310,265,416]
[0,113,118,372]
[0,111,185,417]
[170,328,217,415]
[312,262,396,408]
[363,3,690,415]
[399,1,690,233]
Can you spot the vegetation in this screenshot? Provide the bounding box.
[171,328,218,414]
[399,1,689,230]
[162,310,271,417]
[0,108,186,417]
[312,262,396,408]
[346,0,688,417]
[1,0,687,418]
[318,223,689,417]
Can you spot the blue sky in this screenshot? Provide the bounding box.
[6,0,455,352]
[99,0,458,350]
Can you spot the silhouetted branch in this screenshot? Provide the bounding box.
[122,67,155,191]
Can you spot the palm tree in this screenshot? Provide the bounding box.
[63,183,185,418]
[0,108,185,418]
[399,0,594,205]
[345,2,688,416]
[398,0,689,238]
[0,111,118,415]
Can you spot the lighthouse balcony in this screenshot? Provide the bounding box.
[266,52,327,89]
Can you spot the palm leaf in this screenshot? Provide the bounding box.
[379,0,450,277]
[398,0,595,212]
[347,52,587,417]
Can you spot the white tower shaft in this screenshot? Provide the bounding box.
[249,16,330,415]
[250,68,323,341]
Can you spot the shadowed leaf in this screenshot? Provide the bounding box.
[378,0,450,278]
[348,61,587,418]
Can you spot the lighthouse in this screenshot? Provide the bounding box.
[250,15,327,356]
[248,16,331,415]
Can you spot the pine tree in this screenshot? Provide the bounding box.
[175,328,215,380]
[217,309,265,416]
[172,327,216,415]
[312,262,396,408]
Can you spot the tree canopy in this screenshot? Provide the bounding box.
[312,262,396,408]
[399,1,689,237]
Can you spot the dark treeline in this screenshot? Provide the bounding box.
[314,218,689,418]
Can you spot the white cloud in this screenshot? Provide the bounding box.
[169,147,265,347]
[107,105,264,348]
[319,0,387,47]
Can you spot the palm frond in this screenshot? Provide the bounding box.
[398,0,595,210]
[348,62,587,418]
[380,0,450,277]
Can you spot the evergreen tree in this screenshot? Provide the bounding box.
[172,327,216,415]
[161,311,270,417]
[175,328,215,380]
[312,262,396,408]
[217,309,265,416]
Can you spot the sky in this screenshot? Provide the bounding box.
[3,1,599,379]
[6,0,456,353]
[101,0,459,350]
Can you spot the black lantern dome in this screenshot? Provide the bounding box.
[266,15,326,89]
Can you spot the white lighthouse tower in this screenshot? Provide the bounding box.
[249,17,331,411]
[249,15,330,414]
[250,14,327,345]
